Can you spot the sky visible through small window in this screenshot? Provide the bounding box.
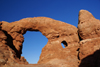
[61,43,65,48]
[61,41,68,48]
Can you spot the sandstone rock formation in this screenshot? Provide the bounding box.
[0,30,28,67]
[79,38,100,67]
[78,10,100,67]
[0,10,100,67]
[78,10,100,39]
[0,17,79,67]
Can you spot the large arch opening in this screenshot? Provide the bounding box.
[21,31,48,64]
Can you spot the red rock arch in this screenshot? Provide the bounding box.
[0,17,79,64]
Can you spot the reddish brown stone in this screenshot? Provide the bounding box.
[78,10,100,67]
[79,37,100,67]
[0,17,79,67]
[0,30,29,67]
[79,37,100,60]
[2,10,100,67]
[1,10,100,67]
[20,56,28,64]
[78,10,100,40]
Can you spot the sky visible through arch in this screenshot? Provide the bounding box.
[0,0,100,64]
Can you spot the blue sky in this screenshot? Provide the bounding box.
[0,0,100,64]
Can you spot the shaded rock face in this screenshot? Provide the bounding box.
[0,10,100,67]
[0,30,28,67]
[79,38,100,67]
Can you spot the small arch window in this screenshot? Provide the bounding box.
[61,40,68,48]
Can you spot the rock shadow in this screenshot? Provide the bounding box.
[2,30,20,58]
[79,50,100,67]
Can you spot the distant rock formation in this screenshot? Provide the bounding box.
[0,10,100,67]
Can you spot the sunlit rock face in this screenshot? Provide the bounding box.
[78,10,100,67]
[0,10,100,67]
[0,17,79,67]
[78,10,100,40]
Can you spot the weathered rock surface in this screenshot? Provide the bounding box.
[0,30,28,67]
[79,37,100,60]
[0,10,100,67]
[79,38,100,67]
[78,10,100,40]
[0,17,79,67]
[78,10,100,67]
